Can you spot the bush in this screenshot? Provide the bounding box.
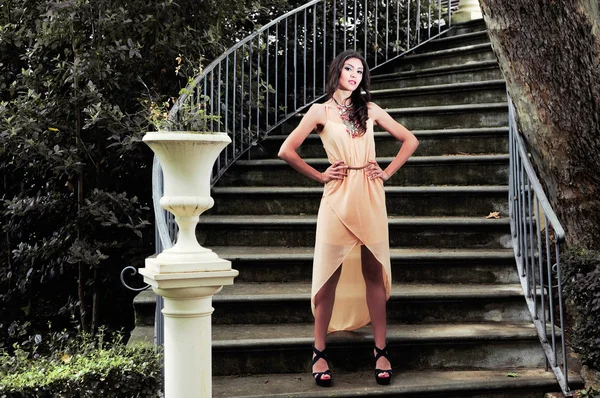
[0,329,162,397]
[0,0,295,349]
[562,248,600,370]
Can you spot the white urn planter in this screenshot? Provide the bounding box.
[138,131,238,398]
[142,131,233,273]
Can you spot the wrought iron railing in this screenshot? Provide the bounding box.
[124,0,459,346]
[169,0,456,183]
[120,157,167,346]
[508,94,572,396]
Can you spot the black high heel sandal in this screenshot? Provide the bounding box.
[311,345,332,387]
[374,343,393,385]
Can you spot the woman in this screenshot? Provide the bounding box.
[278,50,419,387]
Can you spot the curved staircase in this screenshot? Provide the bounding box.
[131,19,583,397]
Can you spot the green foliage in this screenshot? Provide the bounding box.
[0,329,162,397]
[562,248,600,370]
[0,0,293,348]
[578,387,600,398]
[146,57,221,132]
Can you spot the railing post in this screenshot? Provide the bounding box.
[451,0,482,24]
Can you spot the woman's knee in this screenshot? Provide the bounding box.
[315,266,342,302]
[361,247,383,283]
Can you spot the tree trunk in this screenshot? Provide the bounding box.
[479,0,600,249]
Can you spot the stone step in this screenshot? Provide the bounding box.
[252,127,509,158]
[211,322,552,375]
[213,369,583,398]
[211,246,518,284]
[132,289,156,328]
[127,321,154,348]
[130,248,517,289]
[444,19,488,37]
[217,154,509,187]
[386,102,508,130]
[372,80,506,108]
[279,103,508,133]
[130,249,521,331]
[418,30,490,52]
[371,61,503,89]
[130,322,565,381]
[390,43,496,72]
[208,282,530,325]
[197,215,511,248]
[210,185,509,217]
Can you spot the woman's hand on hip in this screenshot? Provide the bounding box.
[321,160,347,183]
[367,160,389,181]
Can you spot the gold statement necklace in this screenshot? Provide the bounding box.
[332,97,364,138]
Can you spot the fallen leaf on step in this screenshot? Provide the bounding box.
[486,211,501,219]
[506,372,520,378]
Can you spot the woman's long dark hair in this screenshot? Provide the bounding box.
[326,51,372,134]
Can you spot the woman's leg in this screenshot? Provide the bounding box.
[361,246,391,376]
[312,266,342,378]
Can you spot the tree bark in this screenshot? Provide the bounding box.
[479,0,600,249]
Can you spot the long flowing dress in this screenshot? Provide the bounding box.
[311,104,392,333]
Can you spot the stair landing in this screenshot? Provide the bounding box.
[214,369,579,398]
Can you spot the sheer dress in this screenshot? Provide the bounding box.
[312,104,392,332]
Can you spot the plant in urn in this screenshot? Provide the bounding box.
[141,94,236,275]
[138,86,238,398]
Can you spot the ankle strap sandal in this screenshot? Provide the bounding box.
[374,343,393,385]
[311,345,332,387]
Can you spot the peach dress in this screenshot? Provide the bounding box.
[311,103,392,333]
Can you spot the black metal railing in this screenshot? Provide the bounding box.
[169,0,455,183]
[508,94,572,396]
[125,0,458,347]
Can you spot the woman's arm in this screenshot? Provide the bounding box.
[278,103,347,183]
[368,102,419,180]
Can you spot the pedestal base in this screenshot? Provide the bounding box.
[452,10,483,23]
[451,0,483,24]
[143,256,236,282]
[138,262,238,398]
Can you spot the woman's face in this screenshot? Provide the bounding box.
[337,57,364,92]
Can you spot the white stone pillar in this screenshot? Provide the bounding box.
[139,131,238,398]
[451,0,483,24]
[142,268,237,397]
[161,290,214,397]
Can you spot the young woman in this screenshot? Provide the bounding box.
[278,50,419,387]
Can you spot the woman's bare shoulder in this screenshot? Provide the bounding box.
[367,101,383,112]
[309,102,329,116]
[304,102,329,129]
[367,101,385,120]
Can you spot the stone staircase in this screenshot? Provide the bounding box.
[131,19,582,397]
